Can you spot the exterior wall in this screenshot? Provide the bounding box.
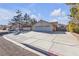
[33,21,50,27]
[23,27,31,31]
[51,22,58,31]
[9,23,32,31]
[32,26,53,32]
[51,25,57,31]
[0,25,8,30]
[32,21,53,32]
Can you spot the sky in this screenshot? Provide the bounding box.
[0,3,70,25]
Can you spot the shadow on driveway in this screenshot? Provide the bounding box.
[33,31,66,34]
[22,43,58,56]
[52,31,66,34]
[0,32,10,36]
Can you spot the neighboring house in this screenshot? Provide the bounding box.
[57,24,66,31]
[0,25,9,33]
[22,23,32,31]
[8,22,32,31]
[32,20,58,32]
[0,25,4,30]
[0,25,8,30]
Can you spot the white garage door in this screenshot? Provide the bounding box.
[34,27,53,32]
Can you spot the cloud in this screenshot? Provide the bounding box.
[0,8,16,20]
[57,16,70,24]
[51,8,61,16]
[28,11,43,21]
[30,13,42,21]
[0,8,32,24]
[50,8,69,24]
[0,8,41,20]
[22,9,32,15]
[0,8,42,24]
[30,14,37,19]
[0,8,33,20]
[51,8,66,17]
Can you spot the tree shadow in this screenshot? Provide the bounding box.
[0,32,10,36]
[33,31,66,34]
[52,31,66,34]
[22,43,58,56]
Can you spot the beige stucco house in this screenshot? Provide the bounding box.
[32,20,58,32]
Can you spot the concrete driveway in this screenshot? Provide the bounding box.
[3,31,79,56]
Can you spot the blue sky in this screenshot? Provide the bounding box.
[0,3,70,25]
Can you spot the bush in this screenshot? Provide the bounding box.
[67,23,76,32]
[74,27,79,33]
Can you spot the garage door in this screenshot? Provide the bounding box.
[34,27,53,32]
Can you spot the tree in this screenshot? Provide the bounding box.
[66,3,79,32]
[23,13,32,28]
[9,10,37,32]
[67,22,76,32]
[24,13,37,26]
[24,13,30,24]
[30,18,37,25]
[10,10,22,32]
[66,3,79,24]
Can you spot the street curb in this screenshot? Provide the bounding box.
[3,36,46,56]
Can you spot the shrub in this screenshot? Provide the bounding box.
[74,27,79,33]
[67,23,76,32]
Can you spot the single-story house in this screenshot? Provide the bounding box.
[8,23,32,31]
[32,20,58,32]
[0,25,9,30]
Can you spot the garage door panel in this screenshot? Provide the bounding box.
[34,27,52,32]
